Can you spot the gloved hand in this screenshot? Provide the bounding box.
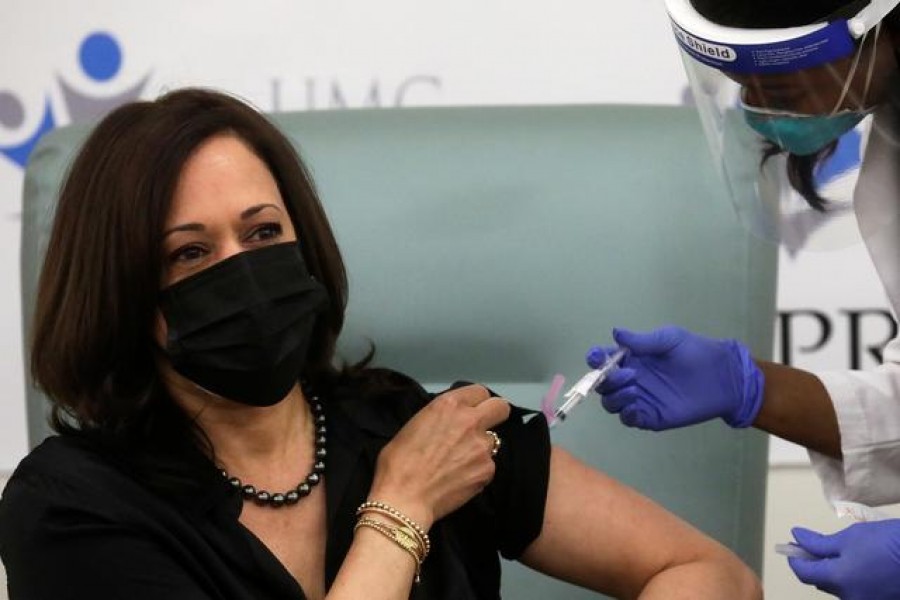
[788,521,900,600]
[585,326,764,430]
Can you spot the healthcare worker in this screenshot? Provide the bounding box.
[589,1,900,599]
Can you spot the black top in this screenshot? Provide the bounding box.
[0,372,550,599]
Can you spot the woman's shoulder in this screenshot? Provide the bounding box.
[329,366,502,406]
[0,434,176,530]
[327,367,509,424]
[326,368,547,440]
[2,436,124,510]
[329,366,425,396]
[325,367,431,437]
[0,437,113,550]
[5,435,115,488]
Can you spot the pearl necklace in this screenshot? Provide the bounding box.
[219,391,326,508]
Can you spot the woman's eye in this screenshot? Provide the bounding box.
[169,244,207,264]
[247,222,283,243]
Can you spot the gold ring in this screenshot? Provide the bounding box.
[486,430,502,458]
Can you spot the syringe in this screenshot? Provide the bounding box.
[550,348,628,427]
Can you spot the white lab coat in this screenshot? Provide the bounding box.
[810,104,900,506]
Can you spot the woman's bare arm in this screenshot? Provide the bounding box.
[519,446,762,599]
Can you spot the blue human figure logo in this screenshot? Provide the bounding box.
[0,93,55,169]
[58,32,149,124]
[0,31,149,169]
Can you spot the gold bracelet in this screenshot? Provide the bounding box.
[356,501,431,556]
[354,517,423,582]
[354,517,425,562]
[357,506,430,557]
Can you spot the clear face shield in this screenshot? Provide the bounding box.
[665,0,900,251]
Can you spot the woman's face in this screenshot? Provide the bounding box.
[160,133,298,286]
[730,29,899,115]
[155,133,298,346]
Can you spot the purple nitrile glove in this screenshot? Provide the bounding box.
[585,326,764,431]
[788,521,900,600]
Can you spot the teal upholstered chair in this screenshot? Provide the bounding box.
[21,105,776,598]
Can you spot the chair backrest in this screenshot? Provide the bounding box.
[22,105,776,598]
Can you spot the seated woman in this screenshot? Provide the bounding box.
[0,88,761,600]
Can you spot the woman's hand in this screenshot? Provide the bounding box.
[368,384,510,529]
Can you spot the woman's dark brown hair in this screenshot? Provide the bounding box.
[31,88,348,449]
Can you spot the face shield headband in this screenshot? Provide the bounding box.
[665,0,900,75]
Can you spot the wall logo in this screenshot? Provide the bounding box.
[268,75,442,112]
[0,31,149,169]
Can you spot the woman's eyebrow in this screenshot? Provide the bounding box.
[240,203,283,220]
[162,204,284,239]
[162,222,204,239]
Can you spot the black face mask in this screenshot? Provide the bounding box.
[159,242,328,407]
